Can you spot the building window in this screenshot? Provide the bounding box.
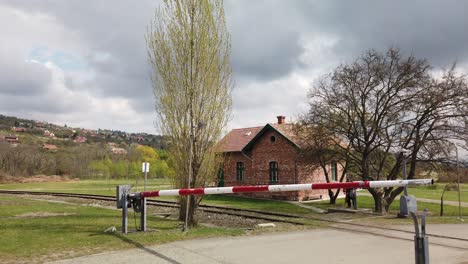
[217,167,224,187]
[331,162,337,181]
[269,161,278,183]
[236,162,244,181]
[270,135,276,143]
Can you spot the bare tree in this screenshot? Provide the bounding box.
[147,0,232,226]
[294,124,352,204]
[305,48,468,213]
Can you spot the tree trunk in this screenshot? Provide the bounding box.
[383,187,404,213]
[178,195,198,227]
[328,189,341,204]
[368,189,389,214]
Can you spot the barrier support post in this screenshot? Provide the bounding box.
[122,194,128,234]
[411,209,429,264]
[140,197,147,232]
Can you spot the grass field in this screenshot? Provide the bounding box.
[0,179,466,216]
[409,183,468,203]
[0,178,173,196]
[0,194,244,263]
[0,179,320,215]
[202,195,313,215]
[313,195,467,217]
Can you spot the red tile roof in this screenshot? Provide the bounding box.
[217,126,263,152]
[43,144,58,150]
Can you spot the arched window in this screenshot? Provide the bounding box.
[269,161,278,183]
[236,162,244,181]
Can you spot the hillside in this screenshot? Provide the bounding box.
[0,114,165,149]
[0,114,172,180]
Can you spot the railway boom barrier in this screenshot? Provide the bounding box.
[117,179,433,263]
[117,179,433,232]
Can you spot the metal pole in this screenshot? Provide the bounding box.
[403,153,408,196]
[455,147,463,221]
[184,133,194,231]
[140,197,147,232]
[144,169,148,192]
[122,194,128,234]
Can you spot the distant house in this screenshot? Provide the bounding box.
[42,144,58,151]
[12,127,27,132]
[217,116,345,201]
[133,136,145,142]
[43,130,55,138]
[111,147,127,155]
[35,122,47,128]
[74,136,87,143]
[4,135,19,144]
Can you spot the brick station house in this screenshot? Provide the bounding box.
[217,116,345,201]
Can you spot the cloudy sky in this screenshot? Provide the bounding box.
[1,0,467,134]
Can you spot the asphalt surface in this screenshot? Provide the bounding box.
[51,225,468,264]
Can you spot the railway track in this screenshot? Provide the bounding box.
[1,190,467,250]
[0,190,304,225]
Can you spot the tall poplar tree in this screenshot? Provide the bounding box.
[147,0,232,227]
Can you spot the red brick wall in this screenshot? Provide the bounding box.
[222,152,252,186]
[247,130,299,200]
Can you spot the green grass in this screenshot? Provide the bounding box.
[1,179,465,222]
[313,196,467,217]
[0,194,244,263]
[409,183,468,203]
[0,179,318,216]
[201,195,314,215]
[0,178,173,196]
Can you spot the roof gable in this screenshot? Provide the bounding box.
[242,124,301,151]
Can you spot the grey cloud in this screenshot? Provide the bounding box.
[1,0,468,134]
[226,0,307,80]
[0,58,51,96]
[297,0,468,66]
[0,93,80,114]
[2,0,156,97]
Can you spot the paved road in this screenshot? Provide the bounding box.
[51,225,468,264]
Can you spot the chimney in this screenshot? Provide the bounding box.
[276,115,286,124]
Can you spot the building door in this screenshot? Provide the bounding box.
[217,168,225,187]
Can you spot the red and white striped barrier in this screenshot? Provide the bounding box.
[137,179,433,198]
